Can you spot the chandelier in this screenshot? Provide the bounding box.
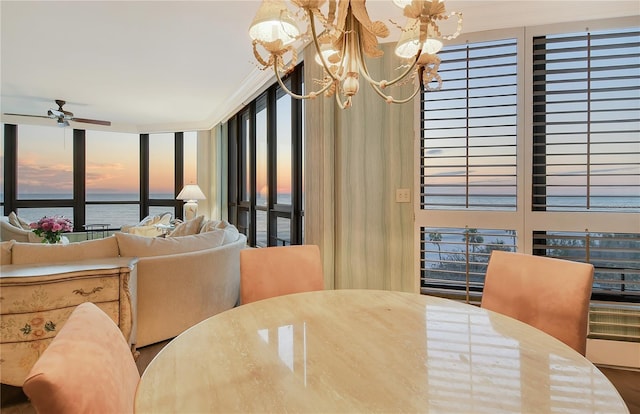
[249,0,462,109]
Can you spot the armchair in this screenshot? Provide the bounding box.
[0,215,41,243]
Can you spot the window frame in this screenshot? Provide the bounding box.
[226,64,304,247]
[416,20,639,302]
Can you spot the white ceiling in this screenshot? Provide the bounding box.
[1,1,638,133]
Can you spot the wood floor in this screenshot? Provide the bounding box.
[599,366,640,414]
[2,343,639,413]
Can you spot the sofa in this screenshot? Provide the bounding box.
[1,218,246,349]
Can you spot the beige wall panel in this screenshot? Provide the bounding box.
[305,43,415,292]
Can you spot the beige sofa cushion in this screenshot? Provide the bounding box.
[115,230,225,258]
[11,237,120,265]
[168,215,204,237]
[1,240,14,264]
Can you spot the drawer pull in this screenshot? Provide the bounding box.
[20,320,56,336]
[73,287,103,296]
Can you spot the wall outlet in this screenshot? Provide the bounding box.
[396,188,411,203]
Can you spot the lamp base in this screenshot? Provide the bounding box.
[183,201,198,221]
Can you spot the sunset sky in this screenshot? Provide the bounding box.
[3,125,197,195]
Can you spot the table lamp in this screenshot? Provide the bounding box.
[176,184,206,220]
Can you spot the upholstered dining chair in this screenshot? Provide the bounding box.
[240,244,324,304]
[22,302,140,414]
[481,250,594,355]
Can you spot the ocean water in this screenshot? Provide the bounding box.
[5,193,638,238]
[10,193,176,229]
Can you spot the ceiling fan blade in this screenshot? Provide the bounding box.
[71,117,111,126]
[3,113,52,120]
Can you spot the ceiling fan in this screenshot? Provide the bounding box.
[4,99,111,127]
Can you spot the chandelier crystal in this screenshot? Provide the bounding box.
[249,0,462,109]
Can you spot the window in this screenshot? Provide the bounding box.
[421,38,518,211]
[227,64,304,247]
[3,125,193,232]
[86,130,139,229]
[532,28,640,211]
[418,22,639,343]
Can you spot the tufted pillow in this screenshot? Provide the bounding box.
[8,212,31,230]
[1,240,14,264]
[11,236,120,265]
[115,229,224,258]
[168,215,204,237]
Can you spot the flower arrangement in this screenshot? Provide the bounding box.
[30,216,73,244]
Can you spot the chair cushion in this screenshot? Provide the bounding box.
[240,245,324,304]
[11,236,120,265]
[115,229,225,257]
[481,250,594,355]
[22,302,139,414]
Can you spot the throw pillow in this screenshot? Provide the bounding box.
[11,236,120,265]
[8,212,31,230]
[210,220,240,245]
[168,215,204,237]
[115,230,225,258]
[199,219,221,233]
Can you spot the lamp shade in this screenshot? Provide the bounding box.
[395,19,443,59]
[249,0,299,45]
[177,184,206,201]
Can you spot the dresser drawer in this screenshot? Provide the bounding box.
[0,302,119,386]
[1,274,120,314]
[1,301,119,343]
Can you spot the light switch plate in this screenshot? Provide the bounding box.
[396,188,411,203]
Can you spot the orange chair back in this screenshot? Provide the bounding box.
[23,302,139,414]
[240,244,324,304]
[481,250,594,355]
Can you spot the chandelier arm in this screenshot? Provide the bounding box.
[365,77,422,104]
[308,8,344,83]
[334,92,349,110]
[354,31,422,89]
[273,57,334,100]
[364,65,425,104]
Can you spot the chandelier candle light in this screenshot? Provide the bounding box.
[249,0,462,109]
[177,184,206,221]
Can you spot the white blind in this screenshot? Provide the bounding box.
[421,38,518,210]
[532,28,640,211]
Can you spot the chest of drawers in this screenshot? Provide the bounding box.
[0,257,137,386]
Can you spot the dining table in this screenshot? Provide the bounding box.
[134,289,628,413]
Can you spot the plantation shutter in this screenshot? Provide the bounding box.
[532,28,640,211]
[421,38,518,211]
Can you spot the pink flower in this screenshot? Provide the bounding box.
[30,215,73,244]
